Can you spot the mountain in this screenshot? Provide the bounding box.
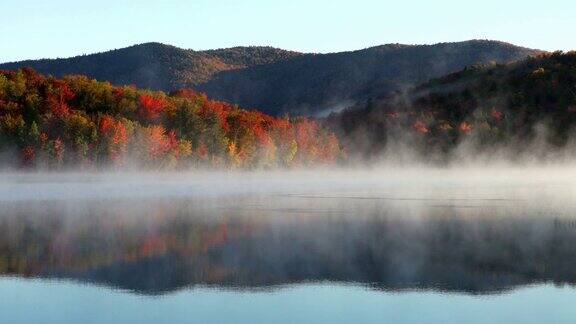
[198,40,543,115]
[326,51,576,162]
[0,42,302,93]
[0,41,542,116]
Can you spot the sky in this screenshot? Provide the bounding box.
[1,0,575,63]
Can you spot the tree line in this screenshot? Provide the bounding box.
[0,68,341,169]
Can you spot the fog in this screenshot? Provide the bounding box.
[3,166,576,296]
[2,166,576,203]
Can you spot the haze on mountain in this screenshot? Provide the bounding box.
[0,40,542,116]
[327,50,576,163]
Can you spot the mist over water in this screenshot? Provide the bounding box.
[2,167,576,323]
[2,166,576,201]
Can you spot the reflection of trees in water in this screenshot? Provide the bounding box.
[1,199,576,295]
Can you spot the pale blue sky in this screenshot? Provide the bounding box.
[1,0,574,63]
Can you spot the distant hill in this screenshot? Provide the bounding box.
[0,40,542,116]
[198,40,543,115]
[326,51,576,162]
[0,43,302,93]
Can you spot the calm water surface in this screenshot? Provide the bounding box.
[1,170,576,323]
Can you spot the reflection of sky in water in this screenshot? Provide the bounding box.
[2,170,576,323]
[2,280,576,324]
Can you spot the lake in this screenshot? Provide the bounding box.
[1,168,576,323]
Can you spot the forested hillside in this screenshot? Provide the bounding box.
[0,41,542,116]
[0,69,340,169]
[0,43,302,92]
[327,51,576,162]
[199,40,542,115]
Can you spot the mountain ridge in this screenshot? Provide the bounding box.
[0,42,303,90]
[0,40,544,116]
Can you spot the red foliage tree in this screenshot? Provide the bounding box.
[491,109,504,121]
[459,122,474,133]
[21,146,35,167]
[39,132,48,144]
[99,115,128,161]
[112,121,127,146]
[413,121,428,134]
[146,125,177,159]
[47,79,74,116]
[138,94,166,123]
[99,115,115,134]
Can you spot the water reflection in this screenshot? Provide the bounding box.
[2,192,576,296]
